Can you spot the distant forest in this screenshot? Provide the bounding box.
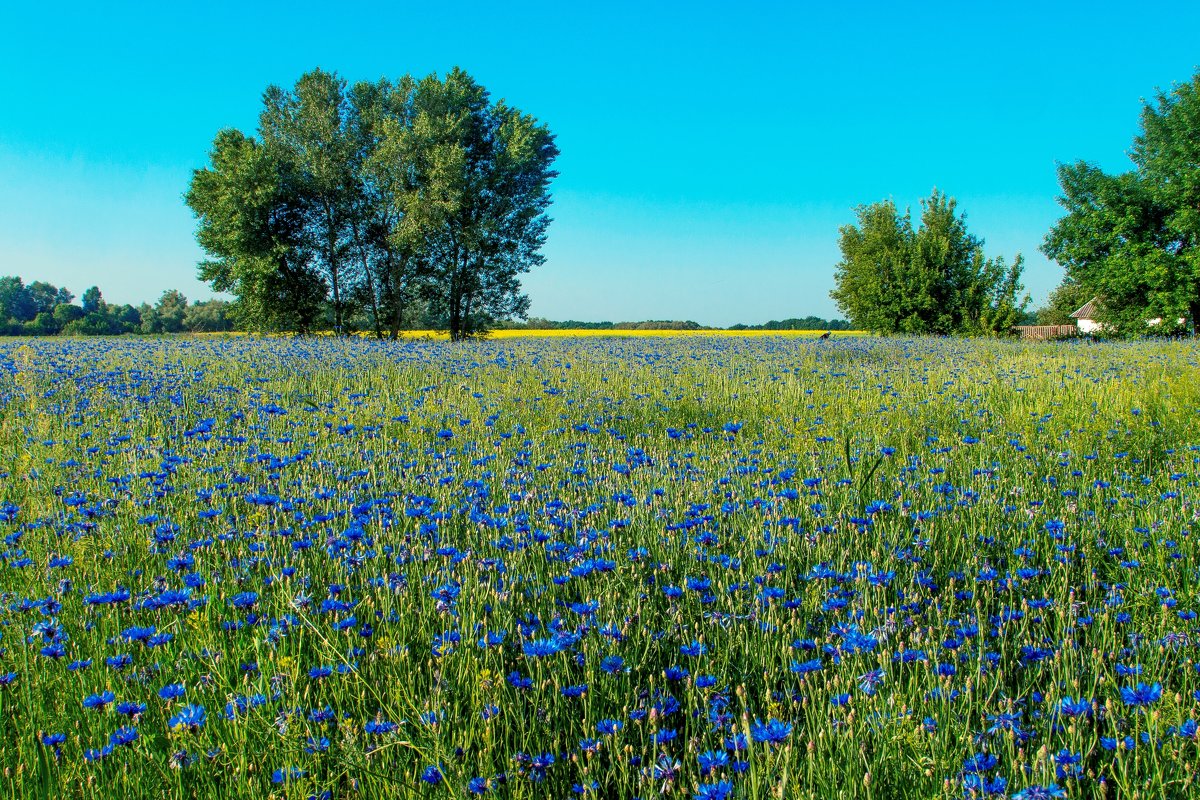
[0,275,849,336]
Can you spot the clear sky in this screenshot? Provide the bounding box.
[2,2,1197,326]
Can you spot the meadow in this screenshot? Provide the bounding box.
[0,334,1198,800]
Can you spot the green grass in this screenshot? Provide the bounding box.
[0,335,1198,800]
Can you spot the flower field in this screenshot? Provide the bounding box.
[1,335,1198,800]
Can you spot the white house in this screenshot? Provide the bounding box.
[1071,297,1188,333]
[1070,298,1103,333]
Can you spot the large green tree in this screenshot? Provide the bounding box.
[375,68,559,340]
[830,190,1027,335]
[186,129,326,333]
[186,67,556,340]
[1042,70,1200,334]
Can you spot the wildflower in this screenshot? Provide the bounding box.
[694,781,734,800]
[1012,785,1066,800]
[169,704,206,732]
[749,718,792,744]
[1120,682,1162,707]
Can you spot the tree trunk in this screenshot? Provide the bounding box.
[350,219,383,340]
[325,202,343,335]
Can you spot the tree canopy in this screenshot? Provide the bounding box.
[186,68,558,340]
[830,190,1027,335]
[1042,69,1200,335]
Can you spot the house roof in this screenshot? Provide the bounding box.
[1070,297,1099,319]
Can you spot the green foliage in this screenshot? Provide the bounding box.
[830,190,1027,335]
[140,289,189,333]
[187,67,557,341]
[80,286,103,315]
[1035,278,1096,326]
[0,277,91,335]
[729,316,853,331]
[183,299,235,332]
[0,276,38,322]
[375,68,559,340]
[51,302,84,329]
[186,128,326,333]
[1042,69,1200,335]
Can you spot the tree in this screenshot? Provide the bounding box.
[830,190,1027,335]
[81,286,104,315]
[27,281,61,315]
[378,68,559,340]
[186,128,327,333]
[0,276,38,322]
[1036,278,1096,326]
[150,289,188,333]
[188,67,556,340]
[113,304,142,332]
[52,303,84,329]
[1043,69,1200,335]
[189,72,407,336]
[184,299,235,332]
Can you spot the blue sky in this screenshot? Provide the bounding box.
[2,1,1197,326]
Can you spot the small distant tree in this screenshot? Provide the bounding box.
[0,277,38,323]
[153,290,188,333]
[81,286,104,315]
[830,190,1027,335]
[52,303,84,329]
[26,312,59,336]
[113,304,142,332]
[1036,278,1096,326]
[184,299,235,332]
[27,281,61,315]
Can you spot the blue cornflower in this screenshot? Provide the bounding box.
[1120,682,1162,707]
[169,704,206,732]
[698,750,730,775]
[1058,697,1093,718]
[1012,785,1067,800]
[596,719,623,735]
[116,701,147,718]
[83,691,115,710]
[962,774,1007,795]
[694,781,734,800]
[791,658,823,674]
[600,655,625,674]
[159,683,186,701]
[962,752,999,774]
[109,726,139,747]
[523,638,561,658]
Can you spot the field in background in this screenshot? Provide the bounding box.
[396,330,866,340]
[1,335,1198,799]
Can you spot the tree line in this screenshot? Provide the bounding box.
[0,277,849,336]
[831,68,1200,337]
[0,278,234,336]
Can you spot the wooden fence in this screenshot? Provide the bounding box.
[1014,325,1078,340]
